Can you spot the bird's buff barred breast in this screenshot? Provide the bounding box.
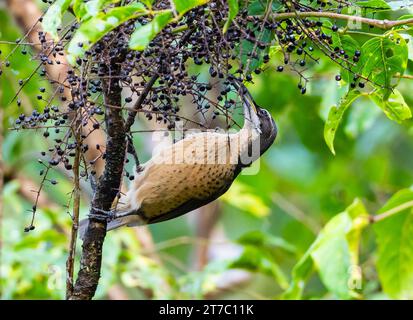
[118,130,258,222]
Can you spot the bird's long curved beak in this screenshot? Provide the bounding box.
[232,79,258,114]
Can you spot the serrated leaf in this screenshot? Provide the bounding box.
[73,0,121,22]
[283,199,369,299]
[223,0,239,33]
[42,0,72,40]
[67,3,147,64]
[374,188,413,299]
[172,0,209,16]
[324,90,361,155]
[129,11,173,51]
[356,32,408,98]
[370,89,412,122]
[355,0,391,10]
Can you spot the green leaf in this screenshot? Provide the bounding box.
[340,35,360,57]
[172,0,209,16]
[321,20,341,47]
[281,248,313,299]
[221,181,270,218]
[14,230,66,250]
[370,89,412,123]
[247,0,283,15]
[356,32,408,98]
[344,97,381,138]
[320,22,359,83]
[231,231,296,289]
[121,254,175,299]
[67,3,147,64]
[42,0,72,40]
[355,0,391,10]
[388,1,413,10]
[283,199,369,299]
[231,246,289,289]
[340,35,360,83]
[177,260,231,298]
[129,11,173,51]
[237,230,296,253]
[223,0,239,33]
[378,188,413,215]
[73,0,121,22]
[141,0,154,7]
[324,90,361,155]
[241,28,273,72]
[374,188,413,299]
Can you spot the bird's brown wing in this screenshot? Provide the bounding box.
[130,133,240,223]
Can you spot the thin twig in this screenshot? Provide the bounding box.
[267,11,413,29]
[370,200,413,223]
[395,74,413,80]
[65,120,82,298]
[125,75,159,132]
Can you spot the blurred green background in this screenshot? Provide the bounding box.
[1,0,413,300]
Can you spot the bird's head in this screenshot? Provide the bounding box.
[255,105,277,156]
[232,79,277,156]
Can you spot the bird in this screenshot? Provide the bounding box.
[79,80,277,239]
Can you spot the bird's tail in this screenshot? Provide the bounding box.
[78,215,144,240]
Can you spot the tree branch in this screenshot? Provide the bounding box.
[70,60,127,300]
[269,11,413,29]
[125,74,158,132]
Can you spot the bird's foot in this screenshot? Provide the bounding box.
[89,208,116,222]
